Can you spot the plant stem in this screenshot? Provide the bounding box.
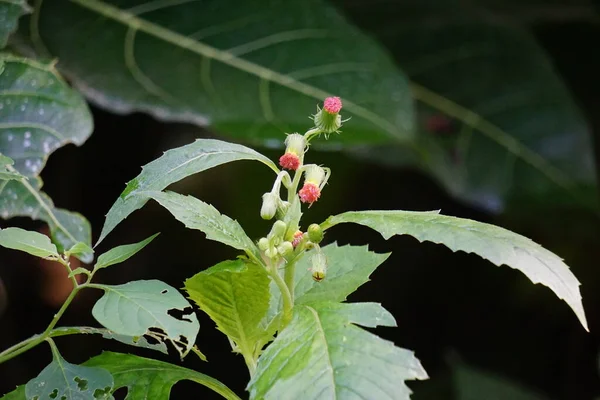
[0,258,82,365]
[283,259,296,305]
[268,263,293,327]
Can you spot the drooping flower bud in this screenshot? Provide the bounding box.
[279,133,307,170]
[261,192,280,220]
[292,231,304,248]
[299,165,327,205]
[307,223,324,244]
[310,252,327,282]
[313,97,342,134]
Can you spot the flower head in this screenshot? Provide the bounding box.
[279,133,307,170]
[323,96,342,114]
[299,183,320,204]
[292,230,304,248]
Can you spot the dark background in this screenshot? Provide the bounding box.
[1,3,600,400]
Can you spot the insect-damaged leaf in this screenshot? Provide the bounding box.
[91,280,199,358]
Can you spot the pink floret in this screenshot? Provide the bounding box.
[279,152,301,170]
[299,183,321,204]
[323,97,342,114]
[292,231,304,248]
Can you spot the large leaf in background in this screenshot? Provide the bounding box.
[339,0,596,212]
[0,54,93,260]
[25,344,113,400]
[0,54,93,176]
[85,352,241,400]
[185,259,271,368]
[249,302,428,399]
[98,139,277,244]
[142,191,259,258]
[92,280,200,358]
[0,0,30,48]
[321,210,588,330]
[268,243,390,322]
[19,0,413,146]
[0,177,93,262]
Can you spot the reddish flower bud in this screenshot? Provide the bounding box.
[299,182,321,204]
[323,96,342,114]
[279,152,301,170]
[292,231,304,248]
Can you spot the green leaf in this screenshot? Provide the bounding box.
[340,1,596,211]
[0,385,24,400]
[91,279,200,358]
[95,232,159,270]
[19,0,413,148]
[0,53,93,178]
[0,177,93,262]
[25,343,113,400]
[65,241,94,258]
[84,352,241,400]
[98,139,277,244]
[249,302,428,399]
[0,154,24,181]
[185,259,271,365]
[0,0,31,48]
[142,191,259,258]
[322,210,589,330]
[268,243,389,322]
[0,226,58,258]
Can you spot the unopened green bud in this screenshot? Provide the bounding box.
[310,252,327,282]
[277,241,294,257]
[258,237,269,251]
[269,220,287,240]
[307,224,324,244]
[265,247,278,259]
[261,192,279,220]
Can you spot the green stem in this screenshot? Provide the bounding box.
[268,263,293,327]
[0,258,82,365]
[283,259,296,305]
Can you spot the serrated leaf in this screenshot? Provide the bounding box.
[0,177,93,262]
[249,302,428,399]
[84,352,240,400]
[91,279,199,358]
[98,139,277,244]
[268,243,390,323]
[95,232,158,270]
[66,241,93,258]
[19,0,413,148]
[0,0,31,48]
[25,345,113,400]
[0,227,58,258]
[185,259,271,364]
[0,154,24,180]
[142,191,259,258]
[322,210,588,330]
[0,53,93,177]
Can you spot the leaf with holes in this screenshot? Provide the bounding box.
[322,210,588,330]
[91,279,200,358]
[95,232,159,270]
[0,177,92,262]
[0,54,93,178]
[0,0,30,48]
[25,345,113,400]
[0,226,58,258]
[185,259,271,366]
[84,352,241,400]
[268,243,390,323]
[339,0,596,211]
[142,191,259,258]
[98,139,277,244]
[249,302,428,399]
[16,0,413,148]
